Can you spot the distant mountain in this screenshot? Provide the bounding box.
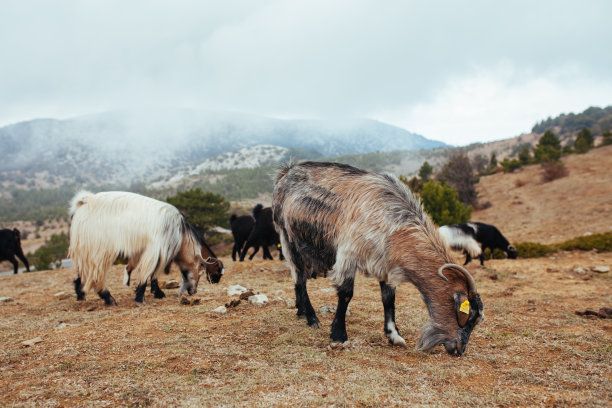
[0,109,446,188]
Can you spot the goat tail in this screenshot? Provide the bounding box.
[69,190,94,218]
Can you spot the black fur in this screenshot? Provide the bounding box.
[0,228,30,274]
[380,281,401,345]
[239,204,284,262]
[97,289,117,306]
[330,278,354,342]
[74,276,85,301]
[229,214,255,261]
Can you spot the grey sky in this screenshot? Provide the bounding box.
[1,0,611,145]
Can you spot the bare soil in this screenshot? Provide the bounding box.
[1,252,611,407]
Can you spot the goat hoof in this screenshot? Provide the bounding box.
[154,291,166,299]
[135,301,145,307]
[331,332,348,343]
[388,336,407,348]
[308,318,320,329]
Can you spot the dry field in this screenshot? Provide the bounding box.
[1,251,611,407]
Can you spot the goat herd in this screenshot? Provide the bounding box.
[1,161,520,356]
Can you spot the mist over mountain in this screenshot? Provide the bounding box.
[0,109,446,187]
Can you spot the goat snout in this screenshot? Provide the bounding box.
[444,339,467,356]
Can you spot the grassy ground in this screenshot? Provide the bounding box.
[1,251,611,407]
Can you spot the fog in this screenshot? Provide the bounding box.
[1,0,611,145]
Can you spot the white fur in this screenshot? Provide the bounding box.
[438,225,481,258]
[386,321,407,347]
[68,191,185,293]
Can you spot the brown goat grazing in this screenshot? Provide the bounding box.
[272,161,484,356]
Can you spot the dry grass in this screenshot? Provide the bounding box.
[1,251,611,407]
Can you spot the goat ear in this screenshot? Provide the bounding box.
[454,292,470,327]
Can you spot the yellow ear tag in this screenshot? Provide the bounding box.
[459,300,470,314]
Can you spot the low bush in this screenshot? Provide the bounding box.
[30,232,70,271]
[541,161,568,182]
[557,232,612,252]
[513,242,556,258]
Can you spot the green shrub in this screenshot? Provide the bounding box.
[418,180,472,226]
[557,232,612,252]
[30,232,70,271]
[513,242,555,258]
[501,158,521,173]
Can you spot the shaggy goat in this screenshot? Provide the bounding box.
[439,222,517,266]
[229,214,255,261]
[0,228,30,274]
[272,161,484,356]
[239,204,284,262]
[68,191,223,305]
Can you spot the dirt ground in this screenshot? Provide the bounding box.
[1,251,610,407]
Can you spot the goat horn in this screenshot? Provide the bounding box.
[437,263,477,295]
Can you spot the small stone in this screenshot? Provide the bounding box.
[546,268,558,273]
[274,290,285,297]
[55,323,68,330]
[163,280,180,289]
[248,294,269,306]
[0,297,13,303]
[285,298,295,308]
[54,292,72,300]
[213,306,227,314]
[592,266,610,273]
[320,288,335,293]
[227,285,248,296]
[319,305,336,316]
[22,337,43,347]
[573,267,586,274]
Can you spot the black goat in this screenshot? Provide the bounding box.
[0,228,30,274]
[439,222,517,266]
[239,204,284,262]
[229,214,255,261]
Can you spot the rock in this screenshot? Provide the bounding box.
[592,266,610,273]
[163,280,180,289]
[248,294,269,306]
[55,323,68,330]
[319,305,336,316]
[213,306,227,314]
[239,290,255,300]
[285,298,295,308]
[274,290,285,297]
[22,337,43,347]
[54,292,72,300]
[319,287,335,293]
[0,297,13,303]
[227,285,248,296]
[573,267,586,274]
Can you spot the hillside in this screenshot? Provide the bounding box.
[0,109,444,190]
[473,144,612,244]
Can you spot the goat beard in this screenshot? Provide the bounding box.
[416,322,448,351]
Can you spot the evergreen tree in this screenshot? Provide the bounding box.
[418,161,433,182]
[518,146,531,164]
[166,188,230,234]
[534,130,561,163]
[419,180,472,225]
[574,127,594,153]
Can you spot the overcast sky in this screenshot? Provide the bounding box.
[1,0,611,145]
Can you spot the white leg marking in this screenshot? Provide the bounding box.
[387,321,407,347]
